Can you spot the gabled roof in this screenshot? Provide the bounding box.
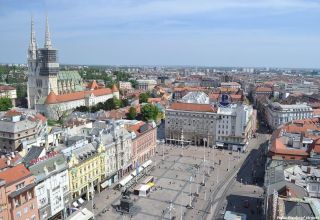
[23,146,45,167]
[87,80,99,90]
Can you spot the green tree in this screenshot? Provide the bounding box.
[113,97,122,109]
[127,106,137,119]
[74,106,89,112]
[141,104,159,121]
[0,98,12,111]
[139,92,150,103]
[129,79,138,89]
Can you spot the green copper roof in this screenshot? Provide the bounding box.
[58,71,82,81]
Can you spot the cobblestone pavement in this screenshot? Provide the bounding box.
[82,134,269,220]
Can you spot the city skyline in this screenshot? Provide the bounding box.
[1,0,320,68]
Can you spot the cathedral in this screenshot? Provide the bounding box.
[27,17,119,119]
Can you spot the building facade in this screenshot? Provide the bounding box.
[87,120,132,188]
[165,102,255,150]
[266,102,313,130]
[0,164,39,220]
[0,85,17,106]
[128,121,157,169]
[66,141,105,203]
[25,151,70,220]
[119,81,132,90]
[0,109,47,154]
[137,79,157,91]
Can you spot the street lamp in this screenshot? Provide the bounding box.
[187,176,193,209]
[90,183,95,220]
[201,138,206,186]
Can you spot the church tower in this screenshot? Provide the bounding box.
[27,16,59,109]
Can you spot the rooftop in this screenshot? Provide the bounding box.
[0,164,32,185]
[169,102,217,113]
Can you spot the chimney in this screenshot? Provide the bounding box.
[6,158,11,166]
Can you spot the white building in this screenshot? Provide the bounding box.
[36,85,119,119]
[119,81,133,90]
[216,104,254,151]
[25,148,70,220]
[266,102,313,130]
[220,82,241,89]
[137,79,157,91]
[0,85,17,106]
[82,120,132,188]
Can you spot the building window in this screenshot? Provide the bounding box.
[16,211,21,218]
[24,207,28,214]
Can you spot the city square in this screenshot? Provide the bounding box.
[84,133,269,220]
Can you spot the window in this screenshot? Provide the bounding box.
[16,182,25,190]
[16,211,21,218]
[24,207,28,214]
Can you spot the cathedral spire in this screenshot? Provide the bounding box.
[29,16,37,53]
[44,16,52,49]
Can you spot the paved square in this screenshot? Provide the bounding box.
[91,143,252,220]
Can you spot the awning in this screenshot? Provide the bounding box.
[72,201,79,208]
[66,208,94,220]
[131,167,144,177]
[142,176,154,184]
[78,198,85,204]
[141,160,152,168]
[119,175,133,187]
[216,142,224,147]
[101,180,109,189]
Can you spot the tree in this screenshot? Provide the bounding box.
[113,97,122,109]
[129,79,138,89]
[0,98,12,111]
[139,92,150,103]
[127,106,137,119]
[141,104,159,121]
[121,98,129,107]
[74,106,89,112]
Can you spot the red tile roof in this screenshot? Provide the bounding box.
[255,87,273,93]
[0,155,22,170]
[269,118,320,158]
[5,109,22,117]
[170,103,217,112]
[0,85,15,91]
[147,98,162,104]
[87,80,99,90]
[112,84,119,92]
[0,164,32,185]
[45,88,113,104]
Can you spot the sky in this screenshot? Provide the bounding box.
[0,0,320,68]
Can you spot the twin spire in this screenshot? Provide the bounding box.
[30,15,53,50]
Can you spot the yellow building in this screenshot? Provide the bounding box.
[68,141,105,203]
